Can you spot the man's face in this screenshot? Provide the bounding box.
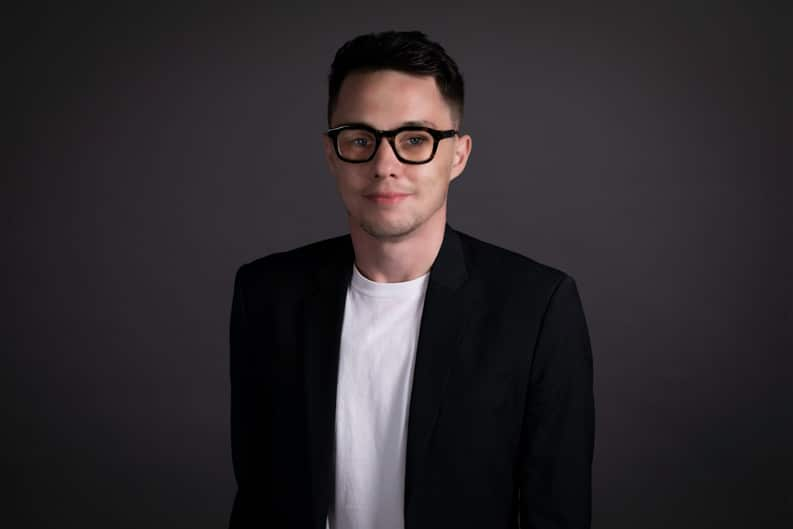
[324,70,471,240]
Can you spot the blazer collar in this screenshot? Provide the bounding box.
[427,223,468,290]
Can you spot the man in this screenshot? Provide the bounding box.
[229,31,594,529]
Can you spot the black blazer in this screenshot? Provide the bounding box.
[229,225,594,529]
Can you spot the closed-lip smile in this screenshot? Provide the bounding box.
[364,192,411,204]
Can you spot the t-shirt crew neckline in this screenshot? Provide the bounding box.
[350,264,430,298]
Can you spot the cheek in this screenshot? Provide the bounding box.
[427,150,455,181]
[419,164,453,192]
[335,171,373,208]
[334,167,365,190]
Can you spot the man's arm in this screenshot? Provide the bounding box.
[518,275,595,528]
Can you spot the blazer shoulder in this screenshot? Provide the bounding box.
[454,229,573,295]
[235,234,352,287]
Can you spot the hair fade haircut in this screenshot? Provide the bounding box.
[327,31,465,127]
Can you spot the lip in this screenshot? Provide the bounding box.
[364,192,411,205]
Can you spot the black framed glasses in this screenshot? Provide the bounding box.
[326,123,458,164]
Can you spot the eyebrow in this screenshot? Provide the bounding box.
[401,120,439,128]
[333,120,442,130]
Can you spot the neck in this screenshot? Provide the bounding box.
[349,208,447,283]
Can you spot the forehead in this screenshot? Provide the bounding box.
[332,69,454,128]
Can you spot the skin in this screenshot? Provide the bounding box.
[323,70,472,283]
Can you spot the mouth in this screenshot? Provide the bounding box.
[364,192,411,205]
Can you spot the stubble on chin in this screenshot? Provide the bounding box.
[358,216,419,241]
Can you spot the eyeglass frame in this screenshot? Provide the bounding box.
[326,123,458,165]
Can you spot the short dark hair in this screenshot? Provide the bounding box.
[327,31,465,127]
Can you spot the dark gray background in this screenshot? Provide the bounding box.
[4,3,791,528]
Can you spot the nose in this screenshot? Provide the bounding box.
[371,137,400,179]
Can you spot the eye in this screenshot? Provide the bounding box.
[351,136,371,147]
[399,132,431,148]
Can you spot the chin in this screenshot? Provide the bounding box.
[358,216,422,240]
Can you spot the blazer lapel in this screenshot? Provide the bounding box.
[302,237,353,526]
[404,225,469,514]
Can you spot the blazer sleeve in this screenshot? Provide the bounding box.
[517,275,595,529]
[230,265,248,483]
[228,264,262,526]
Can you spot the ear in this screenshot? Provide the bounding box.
[449,133,472,181]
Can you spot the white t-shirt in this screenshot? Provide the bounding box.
[326,264,430,529]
